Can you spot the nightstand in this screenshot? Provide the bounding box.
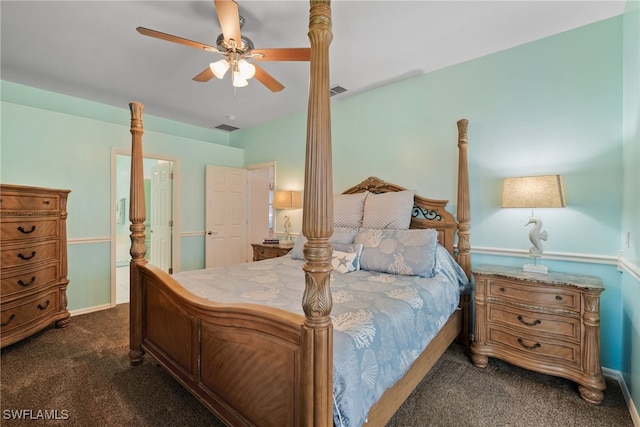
[251,243,292,261]
[470,265,606,404]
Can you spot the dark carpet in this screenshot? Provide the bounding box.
[1,304,633,426]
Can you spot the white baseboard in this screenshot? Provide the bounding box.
[69,303,114,317]
[603,367,640,426]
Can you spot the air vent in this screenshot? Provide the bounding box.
[330,85,347,97]
[214,123,240,132]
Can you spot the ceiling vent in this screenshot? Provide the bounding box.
[330,85,347,97]
[213,123,240,132]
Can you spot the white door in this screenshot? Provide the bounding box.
[205,165,248,267]
[150,161,173,273]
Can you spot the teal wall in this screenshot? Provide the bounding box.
[232,14,639,394]
[621,0,640,417]
[1,82,244,310]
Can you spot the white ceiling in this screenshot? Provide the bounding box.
[1,1,626,131]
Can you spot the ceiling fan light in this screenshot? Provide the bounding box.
[237,59,256,80]
[210,59,229,79]
[232,71,248,87]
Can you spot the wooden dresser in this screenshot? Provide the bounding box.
[251,242,292,261]
[1,184,71,348]
[471,265,605,404]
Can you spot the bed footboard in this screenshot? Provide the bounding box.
[132,264,310,427]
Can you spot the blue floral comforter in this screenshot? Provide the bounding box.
[173,245,470,426]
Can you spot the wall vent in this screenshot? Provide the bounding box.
[330,85,347,97]
[213,123,240,132]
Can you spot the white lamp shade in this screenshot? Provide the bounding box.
[237,59,256,79]
[210,59,229,79]
[232,71,248,87]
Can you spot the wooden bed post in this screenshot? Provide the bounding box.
[128,101,147,366]
[301,1,333,425]
[456,118,471,344]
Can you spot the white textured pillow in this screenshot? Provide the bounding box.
[362,190,415,229]
[334,192,368,228]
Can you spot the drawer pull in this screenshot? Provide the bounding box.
[555,295,563,301]
[17,225,36,234]
[517,338,541,351]
[43,200,51,205]
[17,276,36,287]
[37,300,50,310]
[517,315,541,327]
[17,251,36,260]
[1,314,16,327]
[499,287,505,292]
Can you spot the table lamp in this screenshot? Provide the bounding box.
[501,175,566,274]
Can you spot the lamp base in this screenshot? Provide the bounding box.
[280,239,295,247]
[523,263,548,274]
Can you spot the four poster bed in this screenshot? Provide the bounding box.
[127,2,471,426]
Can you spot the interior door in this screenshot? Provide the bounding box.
[150,161,173,273]
[205,165,248,267]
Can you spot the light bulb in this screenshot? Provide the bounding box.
[237,59,256,79]
[232,70,248,87]
[209,59,229,79]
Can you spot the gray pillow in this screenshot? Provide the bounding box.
[361,190,414,229]
[334,192,368,228]
[355,228,438,277]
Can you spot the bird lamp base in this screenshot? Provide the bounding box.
[280,239,295,247]
[523,263,548,274]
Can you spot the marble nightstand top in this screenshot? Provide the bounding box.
[472,264,604,291]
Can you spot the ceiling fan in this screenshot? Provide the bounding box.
[137,0,310,92]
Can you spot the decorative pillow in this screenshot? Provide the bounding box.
[332,242,363,271]
[355,228,438,277]
[331,250,359,273]
[362,190,415,229]
[334,192,368,228]
[290,228,358,260]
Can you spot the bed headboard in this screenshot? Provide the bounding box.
[342,177,458,256]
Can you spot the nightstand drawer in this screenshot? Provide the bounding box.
[251,243,292,261]
[487,304,580,341]
[487,279,580,311]
[488,326,580,366]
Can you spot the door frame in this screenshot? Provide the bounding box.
[110,148,181,306]
[246,161,276,254]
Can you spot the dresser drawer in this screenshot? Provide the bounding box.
[1,264,59,297]
[487,279,580,311]
[487,304,580,341]
[0,193,60,212]
[488,326,580,366]
[1,240,59,270]
[1,291,59,332]
[1,217,59,243]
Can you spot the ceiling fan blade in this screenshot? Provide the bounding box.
[252,48,311,62]
[137,27,218,52]
[214,0,242,49]
[253,64,284,92]
[193,67,215,82]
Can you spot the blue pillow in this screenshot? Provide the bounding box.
[355,228,438,277]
